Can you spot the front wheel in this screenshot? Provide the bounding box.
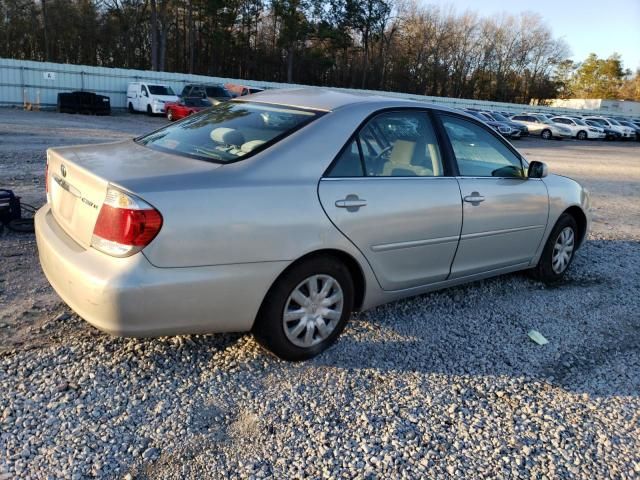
[128,102,134,114]
[541,129,552,140]
[252,257,354,361]
[146,105,153,115]
[532,214,578,283]
[577,130,587,140]
[167,109,174,121]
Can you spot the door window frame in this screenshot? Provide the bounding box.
[323,107,458,179]
[433,111,528,179]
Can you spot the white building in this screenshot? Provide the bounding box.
[547,98,640,116]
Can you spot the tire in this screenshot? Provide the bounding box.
[128,102,134,114]
[146,105,152,115]
[577,130,587,140]
[252,256,354,361]
[531,213,578,284]
[167,109,174,121]
[541,129,552,140]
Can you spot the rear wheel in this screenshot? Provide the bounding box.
[541,129,552,140]
[252,257,354,361]
[532,214,578,283]
[577,130,587,140]
[167,109,174,121]
[128,102,134,114]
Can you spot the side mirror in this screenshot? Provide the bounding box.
[528,161,548,179]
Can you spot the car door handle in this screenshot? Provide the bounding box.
[335,195,367,211]
[463,192,485,205]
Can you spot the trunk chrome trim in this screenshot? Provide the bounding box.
[52,174,81,198]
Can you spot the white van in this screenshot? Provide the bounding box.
[127,82,179,115]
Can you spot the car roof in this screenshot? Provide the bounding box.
[241,87,430,112]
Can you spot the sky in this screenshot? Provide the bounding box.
[430,0,640,71]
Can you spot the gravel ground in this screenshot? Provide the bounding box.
[1,108,639,479]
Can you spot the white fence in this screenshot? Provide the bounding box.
[0,57,635,118]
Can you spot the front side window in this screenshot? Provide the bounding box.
[137,101,321,163]
[148,85,175,96]
[141,85,148,95]
[440,115,524,178]
[329,111,443,178]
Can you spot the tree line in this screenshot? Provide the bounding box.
[1,0,638,103]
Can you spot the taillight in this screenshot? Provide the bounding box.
[91,188,163,257]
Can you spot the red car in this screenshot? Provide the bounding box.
[165,97,212,121]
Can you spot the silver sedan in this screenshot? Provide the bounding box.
[35,88,591,360]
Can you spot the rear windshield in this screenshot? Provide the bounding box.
[205,86,232,98]
[136,101,322,163]
[148,85,175,95]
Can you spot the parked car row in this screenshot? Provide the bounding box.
[463,107,639,141]
[122,80,640,140]
[126,81,266,118]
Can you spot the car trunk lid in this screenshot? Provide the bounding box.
[46,140,220,249]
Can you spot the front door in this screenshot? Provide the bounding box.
[318,110,462,291]
[436,114,549,278]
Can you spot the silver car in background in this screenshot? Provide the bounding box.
[510,113,572,140]
[35,89,590,360]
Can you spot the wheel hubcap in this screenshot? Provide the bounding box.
[552,227,575,274]
[283,274,344,348]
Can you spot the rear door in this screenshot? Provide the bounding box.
[318,109,462,291]
[436,113,549,278]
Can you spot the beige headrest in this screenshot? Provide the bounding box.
[389,140,416,165]
[241,140,266,153]
[210,128,244,146]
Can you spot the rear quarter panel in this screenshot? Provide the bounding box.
[135,105,386,307]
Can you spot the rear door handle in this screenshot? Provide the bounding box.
[335,194,367,211]
[463,192,485,205]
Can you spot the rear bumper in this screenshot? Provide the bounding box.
[35,206,286,337]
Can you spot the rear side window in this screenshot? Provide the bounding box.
[327,110,443,178]
[440,115,524,178]
[137,102,322,163]
[327,140,364,177]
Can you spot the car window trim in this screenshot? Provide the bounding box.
[322,106,456,179]
[434,111,526,179]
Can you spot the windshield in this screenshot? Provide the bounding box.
[607,118,621,126]
[573,118,587,126]
[137,101,322,163]
[491,112,509,122]
[148,85,175,96]
[205,86,232,98]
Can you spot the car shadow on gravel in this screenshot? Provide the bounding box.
[313,239,640,398]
